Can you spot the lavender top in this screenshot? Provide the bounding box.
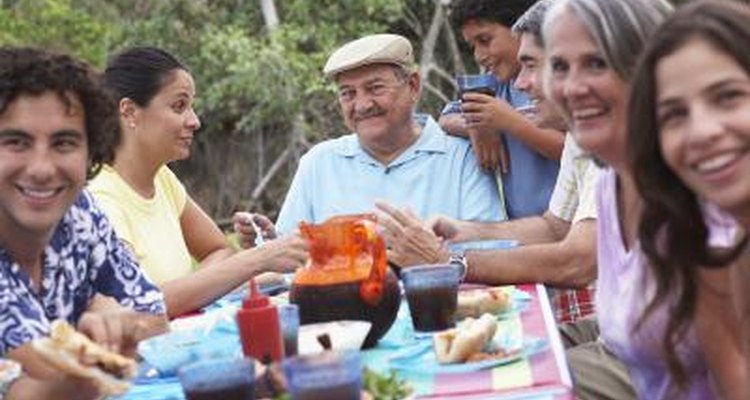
[596,168,735,399]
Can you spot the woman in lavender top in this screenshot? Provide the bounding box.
[544,0,745,398]
[629,1,750,398]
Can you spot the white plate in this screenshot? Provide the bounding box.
[298,320,371,355]
[389,335,547,374]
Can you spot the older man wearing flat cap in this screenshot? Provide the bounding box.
[276,33,503,235]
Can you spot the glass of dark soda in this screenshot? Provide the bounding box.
[279,303,300,357]
[456,74,498,98]
[178,357,255,400]
[282,351,362,400]
[401,264,461,335]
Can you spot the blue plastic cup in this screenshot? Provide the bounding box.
[178,357,255,400]
[282,351,362,400]
[278,303,300,357]
[401,264,461,334]
[456,74,497,98]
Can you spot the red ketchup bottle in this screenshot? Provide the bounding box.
[236,278,284,364]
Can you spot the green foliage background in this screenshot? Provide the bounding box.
[1,0,732,223]
[1,0,417,221]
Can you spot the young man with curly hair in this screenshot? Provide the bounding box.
[0,47,167,397]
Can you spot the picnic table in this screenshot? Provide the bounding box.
[115,283,573,399]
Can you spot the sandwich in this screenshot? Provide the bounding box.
[433,314,497,364]
[456,286,512,319]
[31,320,138,395]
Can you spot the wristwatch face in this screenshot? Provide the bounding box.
[449,252,467,281]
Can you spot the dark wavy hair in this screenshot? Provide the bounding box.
[0,47,120,179]
[628,0,750,388]
[449,0,537,30]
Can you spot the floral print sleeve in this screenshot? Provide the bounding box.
[84,192,166,314]
[0,191,165,355]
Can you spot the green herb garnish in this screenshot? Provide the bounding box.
[363,367,413,400]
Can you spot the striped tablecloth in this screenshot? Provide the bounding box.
[366,283,573,399]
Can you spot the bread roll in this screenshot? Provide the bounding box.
[456,287,512,319]
[433,314,498,364]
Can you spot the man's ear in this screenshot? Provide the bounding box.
[119,98,138,128]
[409,71,421,102]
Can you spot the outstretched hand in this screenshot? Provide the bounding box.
[252,233,309,273]
[77,309,167,357]
[233,212,277,249]
[374,201,449,268]
[427,215,479,244]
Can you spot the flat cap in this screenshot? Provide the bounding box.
[323,34,414,78]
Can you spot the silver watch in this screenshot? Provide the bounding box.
[449,251,468,282]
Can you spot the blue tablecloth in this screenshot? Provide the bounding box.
[115,287,537,400]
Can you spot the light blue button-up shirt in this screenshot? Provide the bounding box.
[276,115,503,234]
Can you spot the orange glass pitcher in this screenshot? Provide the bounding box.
[290,214,400,348]
[295,214,387,306]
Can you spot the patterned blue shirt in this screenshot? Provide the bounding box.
[276,114,503,234]
[0,190,165,355]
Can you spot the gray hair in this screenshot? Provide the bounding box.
[543,0,673,81]
[512,0,555,46]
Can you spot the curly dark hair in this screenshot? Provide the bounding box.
[449,0,537,30]
[0,47,120,179]
[628,0,750,389]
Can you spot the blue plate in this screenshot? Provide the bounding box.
[379,288,533,349]
[448,240,519,253]
[137,327,242,376]
[389,336,547,374]
[205,279,289,312]
[494,287,532,319]
[496,297,531,319]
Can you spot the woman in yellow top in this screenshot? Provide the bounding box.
[89,47,307,318]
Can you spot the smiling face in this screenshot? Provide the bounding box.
[657,38,750,219]
[130,69,200,164]
[514,33,566,131]
[0,92,88,238]
[545,10,630,165]
[461,19,520,82]
[336,64,419,152]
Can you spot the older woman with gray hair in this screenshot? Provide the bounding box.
[544,0,748,398]
[543,0,745,399]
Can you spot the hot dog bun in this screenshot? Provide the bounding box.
[433,314,497,364]
[456,287,512,319]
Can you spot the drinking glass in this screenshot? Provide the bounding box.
[178,357,255,400]
[278,304,300,357]
[282,351,362,400]
[455,74,498,98]
[401,264,461,335]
